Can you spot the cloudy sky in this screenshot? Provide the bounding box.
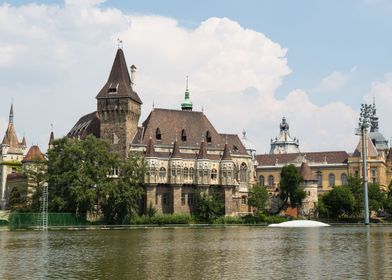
[1,0,392,153]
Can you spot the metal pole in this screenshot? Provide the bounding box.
[362,124,370,225]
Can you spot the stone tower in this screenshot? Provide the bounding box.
[96,48,142,159]
[298,161,318,217]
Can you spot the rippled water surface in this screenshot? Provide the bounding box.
[1,226,391,279]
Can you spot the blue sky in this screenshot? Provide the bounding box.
[1,0,392,152]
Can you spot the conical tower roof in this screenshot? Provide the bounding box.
[181,76,193,111]
[2,103,20,148]
[221,143,232,160]
[145,137,157,157]
[22,145,45,163]
[197,140,207,159]
[96,48,142,104]
[21,136,26,147]
[299,161,316,181]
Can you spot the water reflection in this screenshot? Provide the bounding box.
[0,226,391,279]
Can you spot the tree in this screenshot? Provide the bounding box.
[99,154,146,224]
[24,158,47,212]
[195,190,224,223]
[47,136,118,218]
[7,183,28,212]
[321,186,355,219]
[248,184,268,213]
[279,164,306,210]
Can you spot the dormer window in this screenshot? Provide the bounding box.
[206,131,212,143]
[181,129,187,141]
[108,83,119,94]
[156,128,162,140]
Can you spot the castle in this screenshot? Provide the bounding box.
[1,48,392,216]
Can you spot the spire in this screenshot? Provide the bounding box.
[96,48,142,104]
[9,102,14,124]
[2,102,20,148]
[145,136,156,157]
[48,124,55,148]
[181,76,193,111]
[221,142,232,161]
[197,140,207,159]
[21,135,26,147]
[171,139,181,158]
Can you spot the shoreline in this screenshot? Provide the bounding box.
[1,222,392,232]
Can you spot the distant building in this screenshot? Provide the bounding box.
[68,48,255,216]
[269,117,300,154]
[0,104,27,209]
[256,103,392,203]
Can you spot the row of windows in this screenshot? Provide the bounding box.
[148,164,248,182]
[155,128,212,143]
[259,172,349,188]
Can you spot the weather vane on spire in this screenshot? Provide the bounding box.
[117,38,123,49]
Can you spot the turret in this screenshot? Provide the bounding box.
[181,76,193,111]
[96,47,142,159]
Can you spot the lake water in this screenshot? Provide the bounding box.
[0,225,391,279]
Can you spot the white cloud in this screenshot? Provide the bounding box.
[0,1,360,153]
[314,67,356,93]
[364,73,392,142]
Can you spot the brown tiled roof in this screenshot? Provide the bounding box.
[145,137,157,157]
[22,145,45,163]
[197,140,207,159]
[132,108,248,156]
[171,140,181,158]
[96,48,142,104]
[221,134,248,155]
[256,151,349,166]
[221,143,232,160]
[2,122,19,147]
[352,134,378,158]
[299,161,316,181]
[67,111,100,139]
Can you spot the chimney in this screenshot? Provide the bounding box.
[130,65,136,88]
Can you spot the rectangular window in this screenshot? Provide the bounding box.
[188,193,196,206]
[162,193,169,205]
[181,193,186,205]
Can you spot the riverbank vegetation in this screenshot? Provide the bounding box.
[318,177,392,221]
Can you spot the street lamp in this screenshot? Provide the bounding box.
[357,103,372,225]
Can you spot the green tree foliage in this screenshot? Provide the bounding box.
[99,155,146,224]
[346,176,386,215]
[279,164,306,209]
[321,186,355,219]
[248,184,268,213]
[47,136,117,218]
[7,183,28,212]
[195,190,224,223]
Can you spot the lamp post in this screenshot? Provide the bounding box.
[358,103,372,225]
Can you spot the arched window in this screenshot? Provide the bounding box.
[183,167,189,179]
[181,129,187,141]
[189,167,194,179]
[206,131,212,143]
[259,175,265,187]
[328,173,335,187]
[159,167,166,178]
[156,128,162,140]
[341,173,348,185]
[268,175,274,187]
[240,163,247,182]
[211,169,217,180]
[316,171,323,187]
